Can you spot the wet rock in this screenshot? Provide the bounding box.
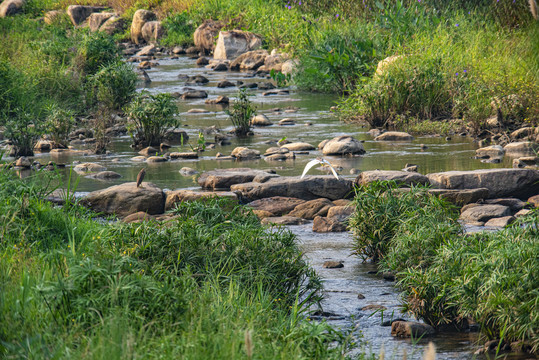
[199,168,279,190]
[355,170,429,187]
[88,12,114,31]
[169,152,198,160]
[321,136,365,156]
[484,216,515,227]
[362,304,387,311]
[289,198,334,219]
[34,139,52,152]
[67,5,105,26]
[131,156,147,162]
[375,131,414,141]
[278,118,295,126]
[15,156,31,168]
[250,114,272,126]
[427,168,539,199]
[231,147,260,160]
[391,321,435,338]
[186,74,209,84]
[313,216,347,232]
[138,146,160,157]
[217,80,235,88]
[187,108,210,114]
[214,30,262,60]
[165,189,237,211]
[322,261,344,269]
[136,44,157,56]
[196,57,209,66]
[122,211,156,223]
[86,171,122,180]
[281,142,315,152]
[141,21,164,43]
[213,62,228,71]
[164,129,189,144]
[327,206,354,222]
[248,196,306,216]
[504,141,539,157]
[261,216,307,226]
[182,90,208,99]
[193,20,224,53]
[83,182,165,216]
[357,294,366,300]
[74,162,106,174]
[131,9,157,44]
[146,156,167,163]
[460,204,511,223]
[264,152,295,161]
[476,145,505,158]
[264,147,288,156]
[179,167,198,176]
[231,176,354,201]
[229,49,268,70]
[205,96,229,105]
[258,82,276,90]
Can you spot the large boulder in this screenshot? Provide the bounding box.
[247,196,306,216]
[327,206,354,222]
[281,142,316,152]
[73,162,106,174]
[229,49,269,71]
[141,21,164,43]
[231,176,354,201]
[67,5,104,26]
[231,147,261,160]
[165,189,237,211]
[213,30,262,60]
[251,114,272,126]
[0,0,25,17]
[131,9,156,45]
[82,182,165,217]
[355,170,429,187]
[193,20,224,54]
[427,169,539,199]
[312,216,347,233]
[44,10,64,24]
[460,204,511,223]
[88,12,114,31]
[374,131,414,141]
[289,198,334,219]
[503,142,539,157]
[321,136,365,156]
[198,168,278,190]
[475,145,505,158]
[99,15,126,35]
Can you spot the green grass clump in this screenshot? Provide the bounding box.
[227,88,256,137]
[0,168,354,359]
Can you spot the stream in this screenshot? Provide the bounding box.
[9,54,530,359]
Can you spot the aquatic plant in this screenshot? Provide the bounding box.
[227,88,256,137]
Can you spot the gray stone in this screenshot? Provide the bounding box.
[460,204,511,223]
[131,9,156,44]
[375,131,414,141]
[248,196,306,216]
[199,168,278,190]
[67,5,104,25]
[289,198,334,220]
[322,136,365,156]
[484,216,515,227]
[355,170,429,187]
[391,321,435,338]
[313,216,347,232]
[213,30,262,60]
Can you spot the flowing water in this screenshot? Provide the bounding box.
[7,55,530,359]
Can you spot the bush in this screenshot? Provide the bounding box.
[90,61,138,110]
[125,92,179,148]
[74,31,120,76]
[227,88,256,136]
[44,104,75,148]
[161,11,195,46]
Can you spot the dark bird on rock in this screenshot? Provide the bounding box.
[136,168,146,188]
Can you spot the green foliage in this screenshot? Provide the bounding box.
[89,61,138,110]
[161,11,195,46]
[44,104,75,148]
[74,31,120,76]
[270,69,291,87]
[125,92,179,148]
[227,88,256,136]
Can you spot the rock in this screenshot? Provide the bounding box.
[44,10,63,24]
[263,53,286,72]
[484,198,526,211]
[423,188,489,206]
[427,169,539,199]
[375,131,414,141]
[34,139,52,152]
[527,195,539,208]
[362,305,387,311]
[231,176,354,201]
[313,216,347,232]
[86,170,122,180]
[217,80,235,88]
[327,206,354,222]
[248,196,306,216]
[333,199,352,206]
[66,5,104,25]
[170,152,198,159]
[15,156,31,168]
[375,55,402,76]
[258,82,275,90]
[164,129,189,145]
[278,118,295,126]
[193,20,224,53]
[182,90,208,99]
[186,74,209,84]
[131,9,156,45]
[289,198,334,219]
[179,167,198,176]
[141,21,164,43]
[503,142,539,157]
[122,211,155,223]
[322,261,344,269]
[476,145,505,158]
[251,114,272,126]
[321,136,365,156]
[484,216,515,227]
[510,127,535,140]
[383,272,395,281]
[131,156,146,162]
[281,59,297,75]
[515,209,532,217]
[146,156,167,163]
[105,124,127,136]
[199,168,278,190]
[138,146,160,156]
[88,12,114,31]
[196,57,209,66]
[82,182,165,216]
[318,139,329,150]
[355,170,429,187]
[513,156,539,168]
[0,0,25,17]
[391,321,435,338]
[100,16,126,35]
[231,147,260,160]
[213,62,228,71]
[261,216,307,226]
[185,46,198,54]
[281,142,315,152]
[213,30,262,60]
[205,96,229,105]
[264,147,288,156]
[187,109,210,114]
[172,46,185,54]
[229,49,268,70]
[136,44,156,56]
[264,152,295,161]
[357,294,366,299]
[73,162,106,174]
[165,189,237,211]
[460,204,511,223]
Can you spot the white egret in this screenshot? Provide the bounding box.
[301,157,340,180]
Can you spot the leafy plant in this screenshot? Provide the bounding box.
[74,31,120,76]
[44,104,75,149]
[89,61,138,110]
[227,88,256,137]
[270,69,291,87]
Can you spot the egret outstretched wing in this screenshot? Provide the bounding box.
[326,162,340,180]
[301,159,323,179]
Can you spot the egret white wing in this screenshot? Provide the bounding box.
[301,159,322,179]
[327,163,340,180]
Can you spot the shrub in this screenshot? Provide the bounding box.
[44,104,75,148]
[74,31,120,76]
[227,88,256,136]
[125,92,179,148]
[161,11,195,46]
[89,61,138,110]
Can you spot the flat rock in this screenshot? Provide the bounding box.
[231,147,261,160]
[146,156,167,163]
[165,189,237,211]
[86,171,122,180]
[322,261,344,269]
[247,196,306,216]
[313,216,347,232]
[391,321,435,338]
[476,145,505,158]
[289,198,334,219]
[460,204,511,223]
[122,211,155,223]
[261,216,307,226]
[484,216,515,227]
[281,142,315,152]
[424,188,489,206]
[375,131,414,141]
[82,182,165,216]
[231,176,354,201]
[198,168,279,190]
[264,153,295,161]
[74,162,106,174]
[322,136,365,156]
[503,142,539,157]
[170,152,198,159]
[355,170,429,186]
[484,198,526,211]
[427,169,539,199]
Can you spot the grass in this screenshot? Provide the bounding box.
[0,167,359,359]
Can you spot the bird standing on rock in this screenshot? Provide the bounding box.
[136,168,146,188]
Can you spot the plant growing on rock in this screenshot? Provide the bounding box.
[227,88,256,137]
[125,92,179,148]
